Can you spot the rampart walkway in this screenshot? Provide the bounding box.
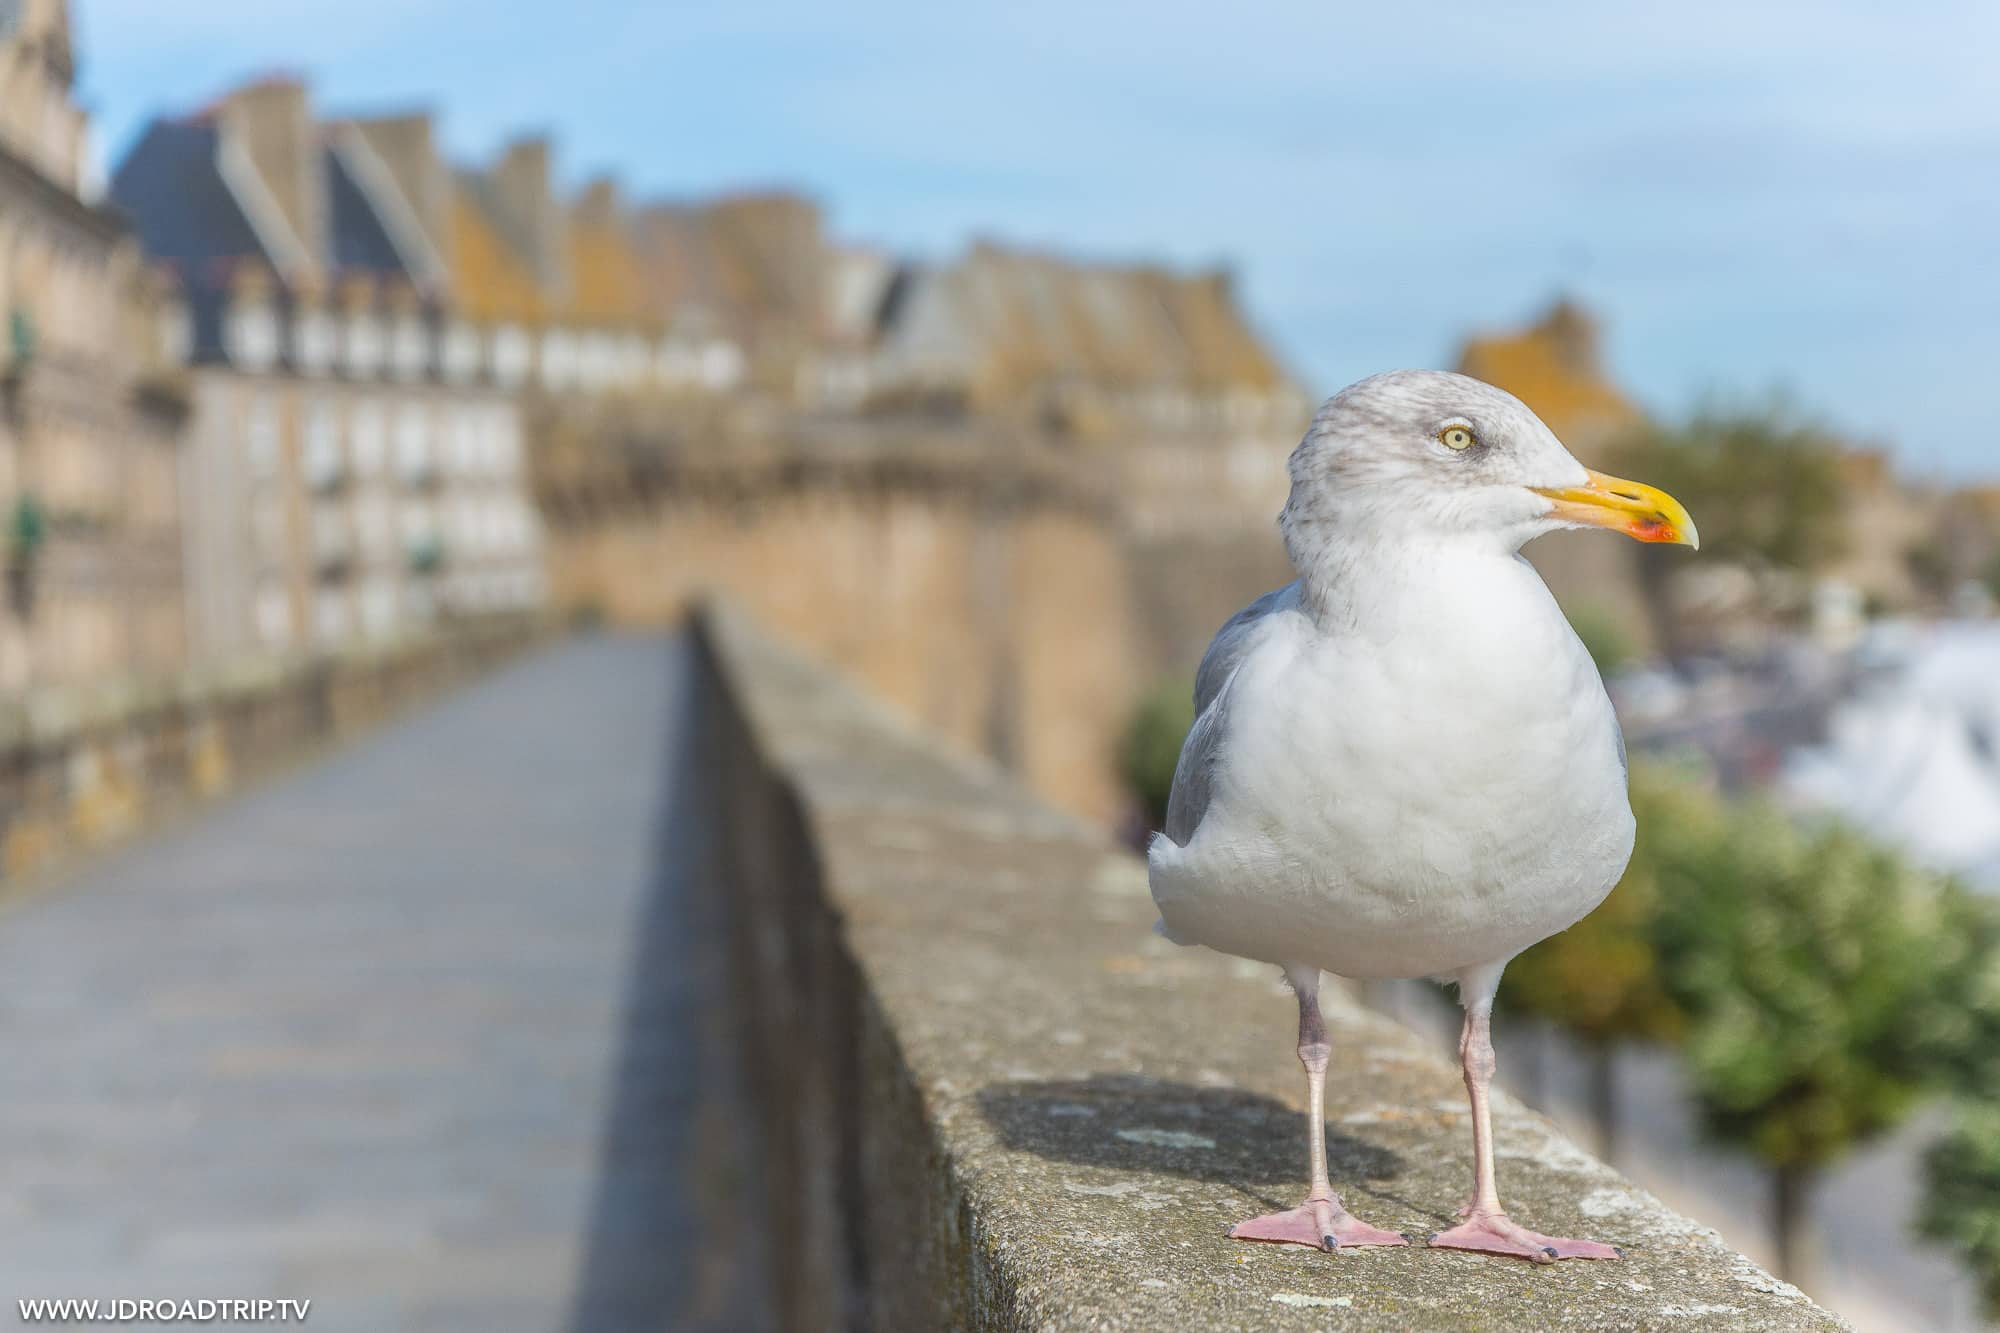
[0,635,763,1331]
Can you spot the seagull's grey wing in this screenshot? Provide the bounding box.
[1191,582,1297,720]
[1163,583,1299,847]
[1163,669,1236,847]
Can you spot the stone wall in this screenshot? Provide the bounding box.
[693,600,1847,1332]
[541,434,1145,824]
[0,614,545,887]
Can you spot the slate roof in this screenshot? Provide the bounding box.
[111,113,426,304]
[108,120,264,286]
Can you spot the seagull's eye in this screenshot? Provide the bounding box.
[1439,425,1478,451]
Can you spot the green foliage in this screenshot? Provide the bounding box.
[1565,604,1634,676]
[1651,800,1970,1171]
[1505,762,1708,1045]
[1119,676,1194,831]
[1906,535,1955,599]
[7,494,44,563]
[1613,404,1850,573]
[1910,893,2000,1309]
[1921,1105,2000,1318]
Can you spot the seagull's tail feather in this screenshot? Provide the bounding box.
[1145,831,1196,946]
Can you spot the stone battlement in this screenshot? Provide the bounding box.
[693,599,1848,1331]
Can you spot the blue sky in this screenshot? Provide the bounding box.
[77,1,2000,477]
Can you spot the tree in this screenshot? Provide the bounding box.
[1651,801,1969,1286]
[1920,1107,2000,1319]
[1118,677,1194,834]
[1504,762,1710,1160]
[1913,890,2000,1314]
[1613,404,1851,573]
[1611,405,1851,654]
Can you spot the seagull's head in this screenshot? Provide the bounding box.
[1282,370,1697,562]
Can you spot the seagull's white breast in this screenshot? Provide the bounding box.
[1149,549,1634,980]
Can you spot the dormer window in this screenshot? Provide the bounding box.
[293,311,336,375]
[580,332,615,390]
[490,325,530,387]
[700,340,745,391]
[441,323,480,383]
[344,311,384,378]
[390,315,429,381]
[225,301,279,371]
[540,329,577,390]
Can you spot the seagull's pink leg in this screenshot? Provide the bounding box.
[1429,982,1620,1263]
[1229,968,1407,1253]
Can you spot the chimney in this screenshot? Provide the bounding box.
[1538,298,1601,378]
[573,175,621,231]
[491,136,567,297]
[215,76,325,286]
[345,112,451,286]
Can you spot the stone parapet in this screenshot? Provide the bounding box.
[0,615,548,887]
[693,599,1849,1331]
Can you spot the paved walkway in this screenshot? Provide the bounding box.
[0,634,766,1331]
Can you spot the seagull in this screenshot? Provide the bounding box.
[1148,370,1697,1262]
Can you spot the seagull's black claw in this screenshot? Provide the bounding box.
[1542,1246,1560,1259]
[1321,1234,1339,1253]
[1613,1246,1626,1259]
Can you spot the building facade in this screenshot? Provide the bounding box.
[0,0,187,689]
[112,79,545,660]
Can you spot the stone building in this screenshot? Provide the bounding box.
[1455,300,1660,653]
[851,241,1313,666]
[111,79,546,660]
[0,0,188,689]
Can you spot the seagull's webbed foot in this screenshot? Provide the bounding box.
[1229,1193,1408,1253]
[1428,1209,1619,1263]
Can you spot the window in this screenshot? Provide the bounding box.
[446,406,480,475]
[225,302,279,371]
[580,332,614,389]
[540,330,577,390]
[394,402,432,482]
[244,394,281,477]
[301,398,342,490]
[701,340,745,390]
[344,313,384,378]
[390,315,428,381]
[490,325,530,386]
[350,402,386,475]
[314,590,350,644]
[293,312,336,375]
[255,581,292,647]
[442,323,480,383]
[360,577,397,638]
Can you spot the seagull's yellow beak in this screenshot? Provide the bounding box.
[1532,470,1699,549]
